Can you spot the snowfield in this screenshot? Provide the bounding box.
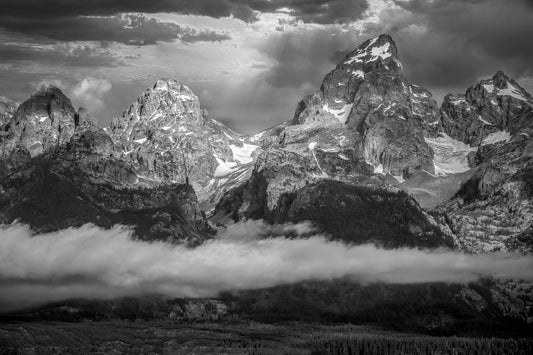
[424,134,477,176]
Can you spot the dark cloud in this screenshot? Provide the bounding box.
[258,29,361,90]
[386,0,533,96]
[249,0,369,24]
[0,0,257,22]
[0,43,126,67]
[0,0,369,25]
[0,14,230,46]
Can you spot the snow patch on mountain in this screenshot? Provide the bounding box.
[425,134,477,176]
[481,131,511,145]
[323,103,353,124]
[229,142,258,165]
[497,83,528,102]
[478,116,493,125]
[483,84,495,93]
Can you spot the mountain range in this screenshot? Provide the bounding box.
[0,34,532,253]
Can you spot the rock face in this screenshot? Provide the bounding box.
[1,85,79,157]
[0,95,17,124]
[110,79,260,205]
[0,86,93,178]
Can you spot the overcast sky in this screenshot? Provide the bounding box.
[0,0,532,133]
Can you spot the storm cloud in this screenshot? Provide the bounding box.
[0,13,231,46]
[1,221,532,312]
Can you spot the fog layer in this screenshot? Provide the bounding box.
[1,221,532,312]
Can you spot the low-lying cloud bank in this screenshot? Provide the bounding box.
[0,221,532,312]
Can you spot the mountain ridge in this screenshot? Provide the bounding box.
[0,33,532,253]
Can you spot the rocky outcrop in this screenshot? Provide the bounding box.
[0,95,17,124]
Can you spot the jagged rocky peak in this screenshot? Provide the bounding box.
[341,34,400,71]
[121,79,203,123]
[0,84,80,157]
[287,33,436,179]
[110,79,260,200]
[441,70,533,146]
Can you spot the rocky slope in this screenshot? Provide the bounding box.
[0,86,212,244]
[434,74,533,252]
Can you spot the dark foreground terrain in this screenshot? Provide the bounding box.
[1,320,532,355]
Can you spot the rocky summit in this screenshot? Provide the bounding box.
[0,34,532,253]
[288,34,437,178]
[110,79,262,206]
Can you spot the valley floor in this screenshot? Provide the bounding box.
[0,320,531,354]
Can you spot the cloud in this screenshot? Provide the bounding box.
[0,0,369,25]
[0,14,231,46]
[382,0,533,97]
[71,77,112,110]
[250,0,370,24]
[0,42,126,67]
[0,220,532,312]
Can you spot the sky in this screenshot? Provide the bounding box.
[0,0,532,133]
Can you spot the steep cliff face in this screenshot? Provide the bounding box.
[0,95,17,124]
